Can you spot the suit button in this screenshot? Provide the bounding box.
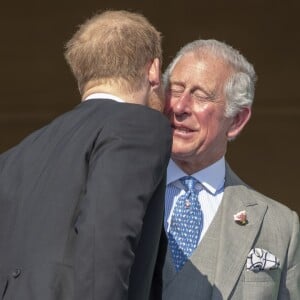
[12,268,21,278]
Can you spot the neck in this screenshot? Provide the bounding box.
[81,81,149,106]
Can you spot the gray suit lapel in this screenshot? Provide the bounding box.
[212,165,268,299]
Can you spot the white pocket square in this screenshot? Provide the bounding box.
[247,248,280,272]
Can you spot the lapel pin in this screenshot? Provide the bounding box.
[234,210,247,225]
[185,200,191,208]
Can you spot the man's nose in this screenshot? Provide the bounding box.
[173,92,192,115]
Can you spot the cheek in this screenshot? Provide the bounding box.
[193,111,228,144]
[193,106,213,127]
[195,104,226,126]
[148,88,164,112]
[163,96,173,115]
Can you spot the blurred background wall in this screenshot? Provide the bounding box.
[1,0,299,214]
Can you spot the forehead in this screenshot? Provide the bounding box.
[170,52,232,89]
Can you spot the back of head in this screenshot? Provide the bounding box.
[65,10,162,95]
[164,39,257,117]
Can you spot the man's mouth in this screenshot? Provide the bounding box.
[172,125,194,134]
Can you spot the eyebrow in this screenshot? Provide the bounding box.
[169,80,185,87]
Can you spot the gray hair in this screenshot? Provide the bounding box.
[163,39,257,117]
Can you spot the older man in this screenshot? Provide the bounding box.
[160,39,299,299]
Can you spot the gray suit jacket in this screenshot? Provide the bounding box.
[0,99,172,300]
[161,164,300,299]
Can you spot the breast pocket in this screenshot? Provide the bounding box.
[243,269,281,300]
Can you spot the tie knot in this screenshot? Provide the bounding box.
[180,176,198,192]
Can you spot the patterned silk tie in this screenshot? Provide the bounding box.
[168,176,203,271]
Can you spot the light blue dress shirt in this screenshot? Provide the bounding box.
[165,157,225,244]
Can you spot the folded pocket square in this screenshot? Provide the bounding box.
[247,248,280,272]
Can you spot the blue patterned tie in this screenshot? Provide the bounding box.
[168,176,203,271]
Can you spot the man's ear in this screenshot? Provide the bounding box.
[227,107,251,140]
[148,58,161,88]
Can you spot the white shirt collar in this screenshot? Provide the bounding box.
[166,157,225,194]
[84,93,124,103]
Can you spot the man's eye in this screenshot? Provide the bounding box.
[193,92,215,102]
[169,89,183,97]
